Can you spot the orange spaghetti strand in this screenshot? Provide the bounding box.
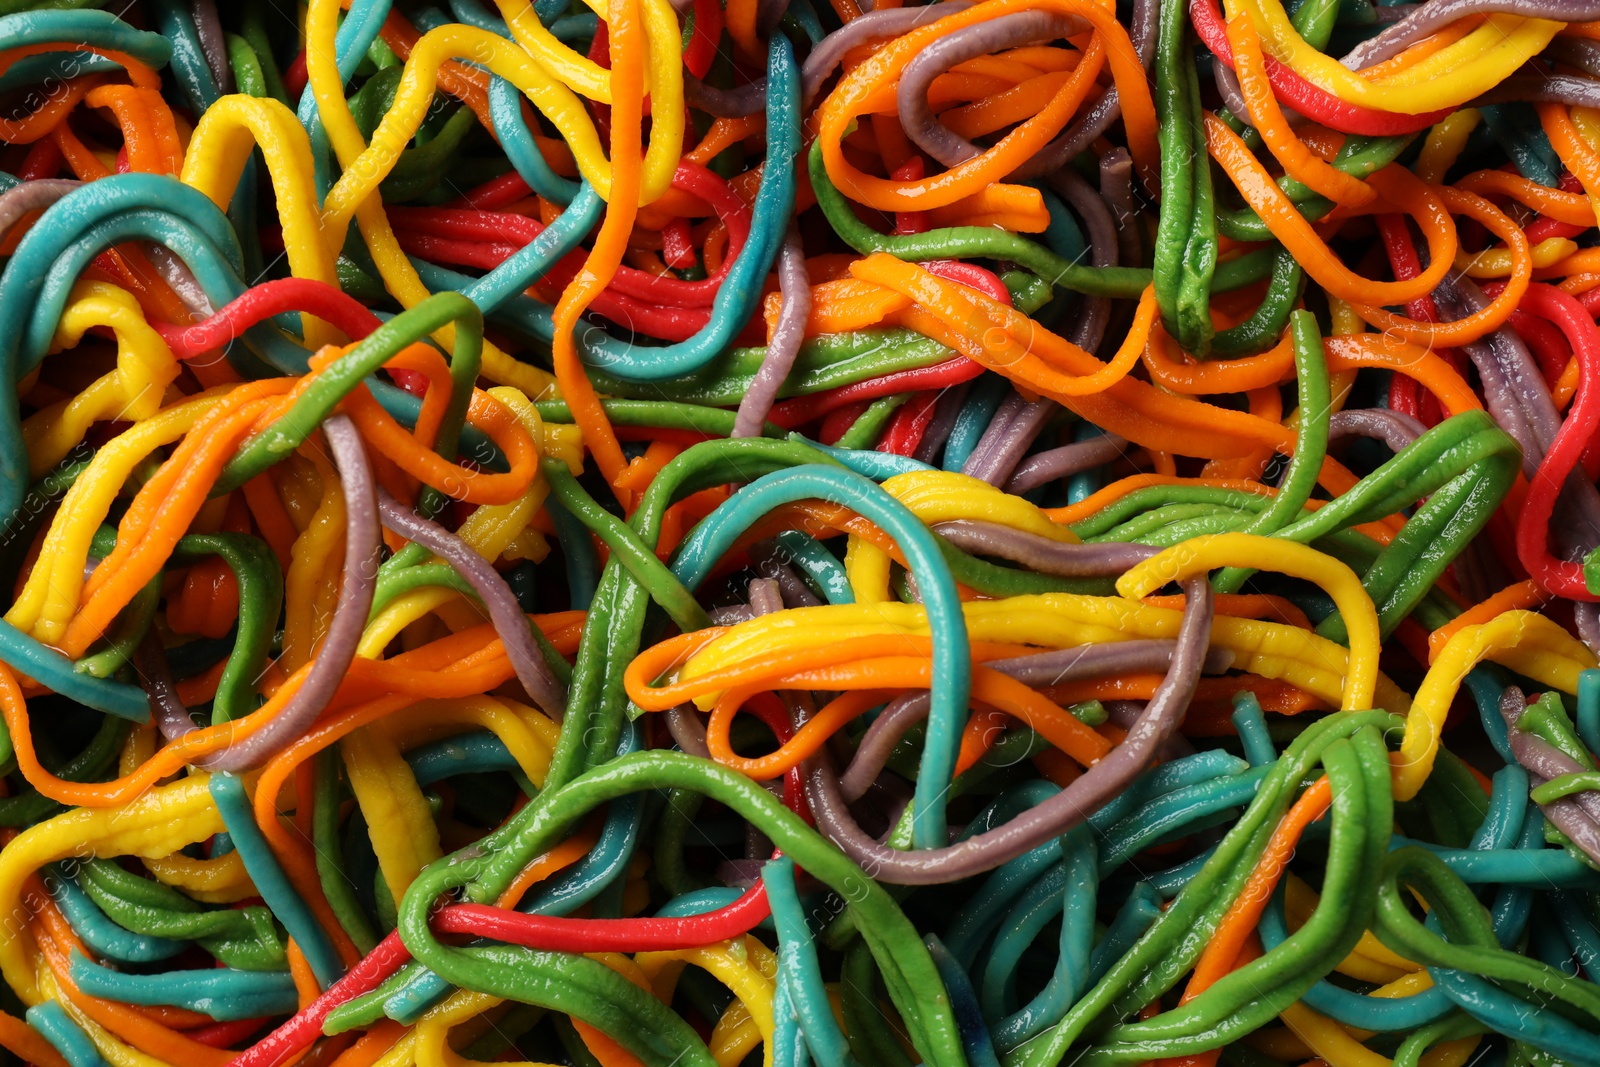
[547,0,649,502]
[0,1009,67,1067]
[1227,17,1373,207]
[1427,580,1553,662]
[1455,169,1594,226]
[339,385,538,506]
[1154,777,1333,1067]
[83,84,183,174]
[705,661,1112,779]
[1206,114,1458,307]
[1349,187,1530,346]
[1541,103,1600,228]
[853,254,1297,460]
[65,383,298,656]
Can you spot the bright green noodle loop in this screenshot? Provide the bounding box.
[1057,729,1391,1066]
[1208,248,1304,359]
[1374,848,1600,1031]
[397,750,969,1067]
[169,533,282,724]
[1010,712,1398,1066]
[75,858,287,971]
[1532,772,1600,804]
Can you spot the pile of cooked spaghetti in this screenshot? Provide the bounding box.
[0,0,1597,1064]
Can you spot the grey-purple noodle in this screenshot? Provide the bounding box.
[133,632,199,744]
[1471,74,1600,109]
[751,542,825,608]
[146,247,214,321]
[891,0,1158,180]
[1047,166,1115,351]
[665,704,712,757]
[1502,687,1600,863]
[1213,62,1254,125]
[1004,431,1127,494]
[747,577,784,617]
[1437,276,1559,471]
[838,638,1233,801]
[190,0,234,96]
[963,396,1056,486]
[375,488,568,720]
[959,166,1120,486]
[960,391,1028,483]
[1439,275,1600,557]
[897,12,1090,167]
[934,518,1157,576]
[734,225,811,438]
[1214,52,1301,126]
[0,181,80,242]
[913,382,974,465]
[200,415,378,771]
[1009,0,1157,178]
[1326,408,1426,455]
[1341,0,1600,71]
[1577,602,1600,659]
[1100,149,1141,271]
[1545,36,1600,79]
[685,2,975,116]
[1103,698,1196,760]
[802,576,1213,883]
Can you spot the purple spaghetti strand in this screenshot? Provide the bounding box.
[190,0,234,95]
[1545,36,1600,78]
[1472,74,1600,109]
[200,414,378,771]
[839,692,931,803]
[1100,150,1141,281]
[375,489,568,720]
[896,12,1090,168]
[838,639,1233,802]
[1502,688,1600,864]
[133,633,197,744]
[735,225,811,439]
[1326,409,1425,455]
[802,577,1213,883]
[933,519,1157,575]
[1577,603,1600,659]
[1048,166,1116,351]
[1005,434,1128,494]
[1439,276,1600,560]
[961,391,1029,483]
[0,181,80,242]
[685,2,974,116]
[750,542,826,608]
[913,382,974,466]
